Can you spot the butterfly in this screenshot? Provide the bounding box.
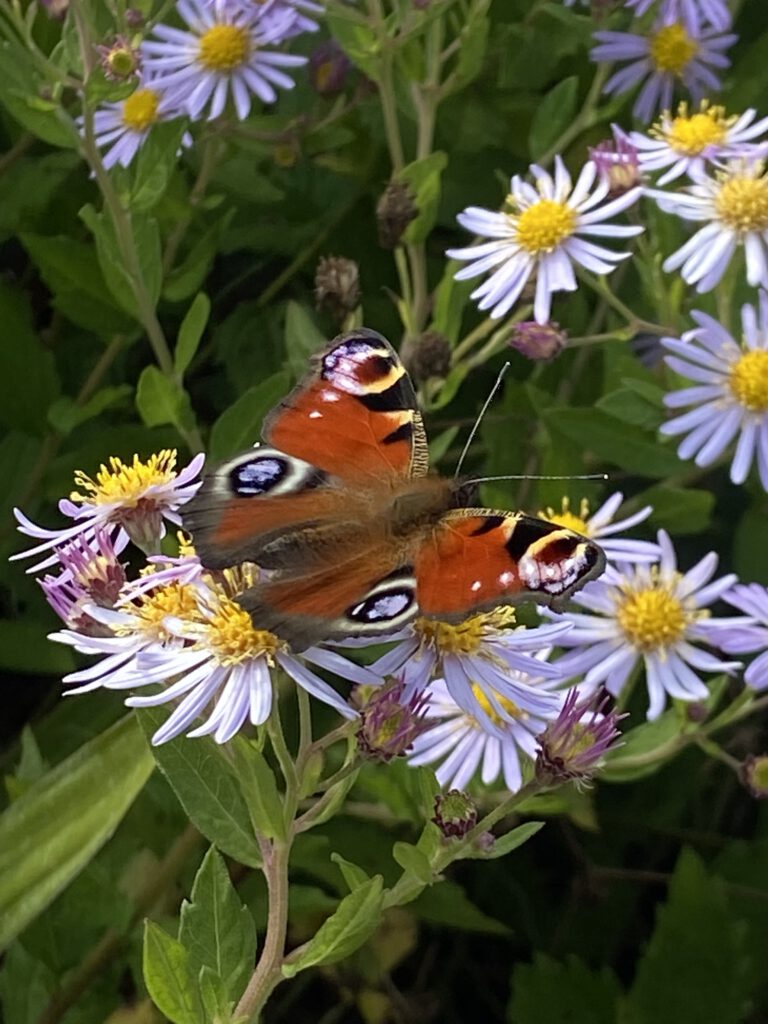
[183,329,605,651]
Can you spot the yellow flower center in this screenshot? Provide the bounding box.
[198,24,251,71]
[122,88,160,131]
[538,497,590,535]
[512,199,577,254]
[71,450,179,507]
[414,607,517,656]
[729,349,768,411]
[207,597,280,665]
[715,172,768,232]
[649,23,698,76]
[471,684,523,726]
[616,582,688,652]
[663,104,730,155]
[128,583,201,642]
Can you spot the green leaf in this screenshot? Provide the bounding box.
[0,43,76,147]
[410,880,510,935]
[179,847,256,1003]
[131,119,188,212]
[0,620,75,676]
[209,371,290,460]
[175,293,211,377]
[163,214,234,303]
[638,484,714,535]
[48,386,133,436]
[734,503,768,585]
[0,282,59,436]
[135,366,195,435]
[326,10,380,79]
[331,852,371,893]
[398,151,448,245]
[510,953,622,1024]
[462,821,545,860]
[136,709,262,868]
[431,262,474,343]
[392,842,433,884]
[0,942,55,1024]
[596,387,664,430]
[282,876,384,978]
[143,921,203,1024]
[79,204,162,318]
[0,715,153,949]
[528,77,578,160]
[602,709,684,782]
[625,848,749,1024]
[446,0,490,95]
[232,740,287,842]
[284,301,326,379]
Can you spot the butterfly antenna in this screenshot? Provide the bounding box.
[454,361,511,479]
[465,473,609,486]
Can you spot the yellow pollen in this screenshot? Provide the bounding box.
[616,582,688,652]
[663,103,730,155]
[176,530,197,559]
[207,598,279,665]
[729,349,768,411]
[127,583,201,642]
[715,172,768,233]
[512,198,577,254]
[471,684,523,727]
[71,450,178,507]
[198,24,251,71]
[122,88,160,131]
[539,497,590,535]
[415,608,517,655]
[649,23,698,76]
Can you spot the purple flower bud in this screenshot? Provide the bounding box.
[309,40,351,97]
[509,321,567,361]
[97,36,142,81]
[590,128,643,198]
[432,789,478,839]
[357,681,430,762]
[535,689,624,786]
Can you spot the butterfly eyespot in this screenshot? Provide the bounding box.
[231,456,288,496]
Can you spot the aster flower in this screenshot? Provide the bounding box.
[710,584,768,690]
[537,493,660,565]
[651,159,768,292]
[591,15,736,123]
[631,104,768,185]
[88,84,189,170]
[141,0,307,121]
[356,681,429,761]
[13,450,205,573]
[368,610,573,722]
[40,529,127,634]
[660,297,768,488]
[446,156,643,325]
[627,0,732,31]
[549,531,741,720]
[535,689,624,786]
[245,0,323,37]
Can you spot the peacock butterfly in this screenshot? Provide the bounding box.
[183,329,605,650]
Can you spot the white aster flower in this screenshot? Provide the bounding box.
[591,15,736,123]
[142,0,307,121]
[446,156,643,325]
[13,450,205,573]
[652,159,768,292]
[88,84,189,169]
[631,104,768,185]
[549,531,741,720]
[537,493,660,565]
[711,583,768,690]
[661,297,768,489]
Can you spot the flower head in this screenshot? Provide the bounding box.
[537,493,660,564]
[626,0,733,31]
[535,689,624,786]
[88,84,189,169]
[447,156,643,325]
[13,450,205,573]
[40,529,127,634]
[661,297,768,489]
[308,38,350,96]
[591,16,736,123]
[509,321,567,361]
[356,681,429,761]
[549,531,741,720]
[711,583,768,690]
[590,127,644,197]
[432,789,477,838]
[141,0,307,121]
[98,36,142,81]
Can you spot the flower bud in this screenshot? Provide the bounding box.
[404,330,452,383]
[376,181,418,249]
[98,37,142,81]
[309,40,351,97]
[509,320,567,362]
[356,682,429,762]
[125,8,145,27]
[432,790,478,839]
[536,690,624,786]
[740,755,768,799]
[314,255,361,323]
[590,129,642,198]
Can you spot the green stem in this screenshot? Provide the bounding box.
[366,0,406,172]
[537,64,611,166]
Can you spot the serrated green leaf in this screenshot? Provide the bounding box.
[282,876,384,977]
[392,842,433,884]
[136,709,262,868]
[179,848,256,1003]
[232,740,287,842]
[529,76,578,159]
[510,953,622,1024]
[175,293,211,377]
[0,715,153,948]
[209,372,290,460]
[331,852,371,893]
[143,921,203,1024]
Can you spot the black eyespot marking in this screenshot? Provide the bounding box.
[470,516,506,536]
[348,587,415,624]
[505,518,559,561]
[383,421,413,445]
[231,456,287,496]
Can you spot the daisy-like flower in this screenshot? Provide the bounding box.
[408,656,564,793]
[537,493,660,565]
[591,16,736,123]
[12,449,205,573]
[40,528,126,634]
[631,104,768,185]
[535,689,624,786]
[652,159,768,292]
[549,531,741,720]
[446,156,643,325]
[627,0,732,31]
[88,84,189,170]
[711,583,768,690]
[245,0,323,37]
[660,297,768,487]
[369,609,572,723]
[142,0,307,121]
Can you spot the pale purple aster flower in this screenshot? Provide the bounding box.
[240,0,323,37]
[627,0,733,31]
[710,584,768,690]
[446,156,643,325]
[548,531,741,720]
[535,688,625,785]
[591,14,736,123]
[660,297,768,489]
[356,681,430,761]
[12,450,205,573]
[84,83,190,170]
[631,105,768,185]
[651,159,768,292]
[537,492,660,565]
[142,0,307,121]
[40,529,126,633]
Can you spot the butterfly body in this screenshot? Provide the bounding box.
[184,329,605,650]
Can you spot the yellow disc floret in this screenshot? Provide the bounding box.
[199,24,251,71]
[471,684,524,726]
[662,103,730,155]
[715,169,768,232]
[539,497,591,535]
[415,608,517,656]
[513,199,577,254]
[729,349,768,411]
[207,597,280,665]
[127,582,201,642]
[616,578,689,652]
[122,88,161,131]
[71,450,179,507]
[649,23,698,76]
